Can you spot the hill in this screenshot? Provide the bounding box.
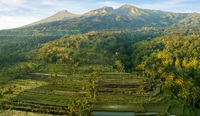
[21,4,200,32]
[27,10,79,26]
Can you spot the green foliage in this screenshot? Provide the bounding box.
[0,91,3,98]
[128,30,200,106]
[115,60,124,73]
[131,33,200,79]
[68,98,91,116]
[87,70,100,101]
[0,27,80,67]
[29,30,162,68]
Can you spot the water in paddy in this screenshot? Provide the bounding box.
[92,111,174,116]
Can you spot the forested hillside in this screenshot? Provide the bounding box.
[3,27,198,107]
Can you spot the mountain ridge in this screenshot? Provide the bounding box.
[116,4,151,19]
[83,6,115,16]
[12,4,200,33]
[27,10,80,26]
[25,4,166,27]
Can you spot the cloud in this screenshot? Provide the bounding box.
[0,15,39,30]
[97,1,123,9]
[38,0,95,14]
[0,0,27,11]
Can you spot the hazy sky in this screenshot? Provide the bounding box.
[0,0,200,30]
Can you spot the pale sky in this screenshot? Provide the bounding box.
[0,0,200,30]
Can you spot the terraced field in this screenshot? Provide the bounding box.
[1,71,200,115]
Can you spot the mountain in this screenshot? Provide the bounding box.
[116,4,148,18]
[2,4,199,67]
[27,10,79,26]
[83,6,114,17]
[83,4,163,19]
[1,4,200,35]
[20,4,200,33]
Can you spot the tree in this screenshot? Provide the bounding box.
[87,70,99,101]
[190,86,200,107]
[115,60,125,83]
[68,97,90,116]
[136,84,146,103]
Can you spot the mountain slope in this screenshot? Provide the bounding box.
[116,4,149,18]
[83,6,115,17]
[27,10,79,26]
[21,4,200,33]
